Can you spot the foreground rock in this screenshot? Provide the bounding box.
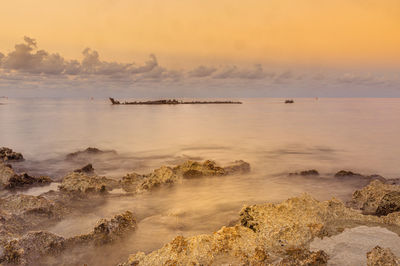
[0,147,24,162]
[367,246,399,266]
[59,172,119,194]
[66,147,117,161]
[122,160,250,193]
[0,211,136,265]
[120,194,400,265]
[0,162,52,190]
[348,180,400,215]
[0,194,66,245]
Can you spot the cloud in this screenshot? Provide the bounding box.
[337,73,388,86]
[188,65,217,77]
[0,37,159,78]
[213,64,272,79]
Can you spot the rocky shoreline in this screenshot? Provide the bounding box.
[0,147,399,265]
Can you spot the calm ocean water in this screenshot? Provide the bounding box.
[1,97,400,265]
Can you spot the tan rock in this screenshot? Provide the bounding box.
[59,172,119,194]
[120,194,400,265]
[367,246,399,266]
[348,180,400,215]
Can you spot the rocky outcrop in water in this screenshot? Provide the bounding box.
[120,194,400,265]
[59,172,119,194]
[122,160,251,193]
[335,170,386,182]
[348,180,400,215]
[289,169,319,176]
[0,162,52,190]
[367,246,399,266]
[73,163,94,174]
[66,147,117,161]
[67,211,136,245]
[0,211,136,265]
[0,147,24,162]
[0,194,66,246]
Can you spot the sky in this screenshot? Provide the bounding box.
[0,0,399,97]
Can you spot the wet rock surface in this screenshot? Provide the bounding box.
[0,212,136,265]
[67,211,137,245]
[122,160,251,193]
[367,246,399,266]
[0,148,24,162]
[348,180,400,215]
[335,170,386,182]
[289,169,319,176]
[59,172,119,194]
[66,147,117,161]
[0,162,52,190]
[120,194,400,265]
[73,163,94,174]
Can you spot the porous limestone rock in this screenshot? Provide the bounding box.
[68,211,136,245]
[0,162,52,190]
[173,160,226,178]
[136,166,178,192]
[0,212,137,265]
[376,191,400,217]
[122,160,251,193]
[59,172,119,194]
[0,231,65,265]
[0,147,24,162]
[367,246,399,266]
[348,180,400,215]
[120,194,400,265]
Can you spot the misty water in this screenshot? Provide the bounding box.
[1,97,400,265]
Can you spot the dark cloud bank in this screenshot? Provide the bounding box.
[0,37,399,97]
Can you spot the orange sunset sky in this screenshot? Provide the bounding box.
[0,0,399,97]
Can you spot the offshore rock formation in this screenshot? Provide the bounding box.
[0,162,52,190]
[0,212,136,265]
[367,246,399,266]
[335,170,386,182]
[348,180,400,215]
[59,172,119,194]
[289,169,319,176]
[120,194,400,265]
[65,147,117,161]
[0,147,24,162]
[121,160,251,193]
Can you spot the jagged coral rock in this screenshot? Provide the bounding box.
[121,194,400,265]
[0,212,137,265]
[348,180,400,215]
[59,172,119,194]
[122,160,251,193]
[0,162,52,190]
[68,211,137,245]
[367,246,399,266]
[173,160,226,178]
[0,231,65,265]
[0,147,24,162]
[376,192,400,217]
